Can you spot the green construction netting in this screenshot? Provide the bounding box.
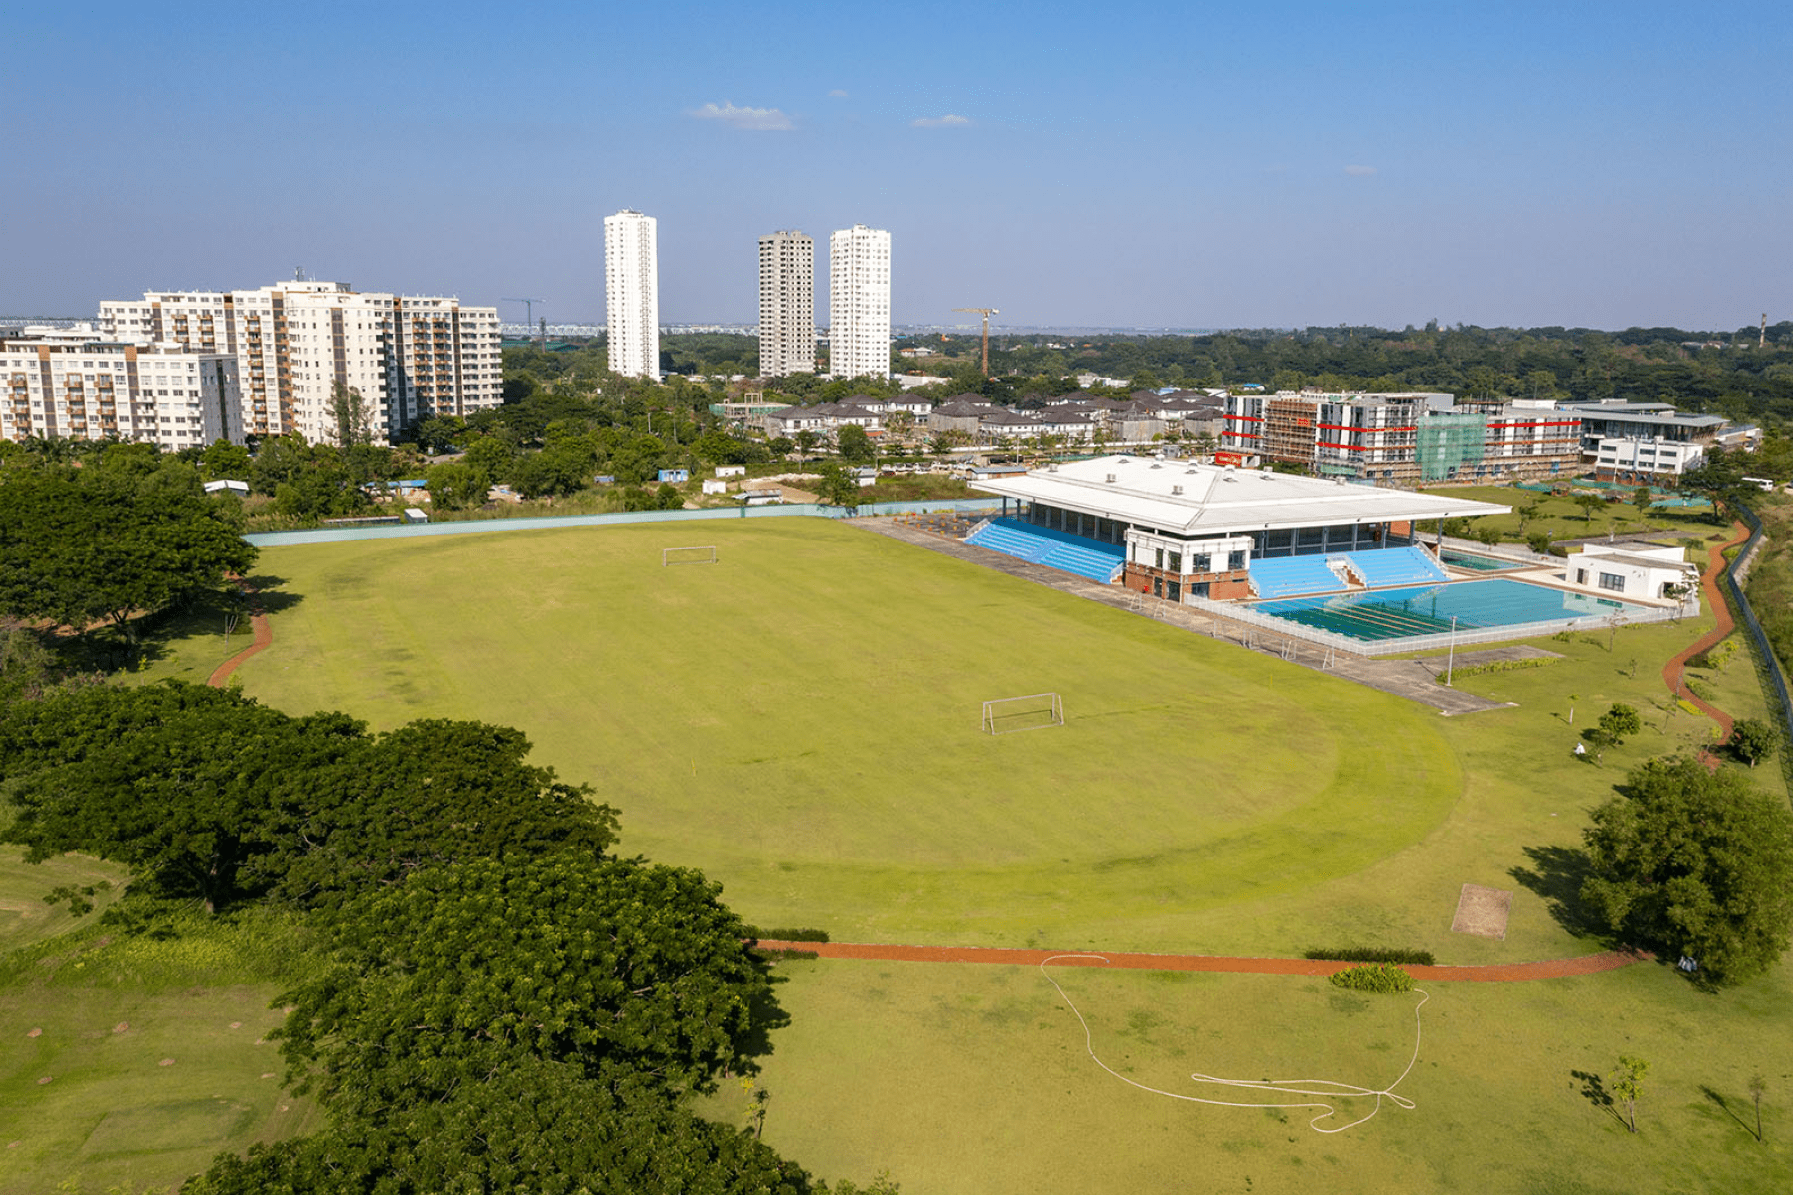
[1418,413,1488,482]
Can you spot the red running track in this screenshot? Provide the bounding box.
[754,941,1648,983]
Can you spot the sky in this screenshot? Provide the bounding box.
[3,0,1789,332]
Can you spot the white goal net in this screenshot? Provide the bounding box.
[981,692,1065,735]
[662,545,719,567]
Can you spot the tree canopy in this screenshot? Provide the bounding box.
[186,1059,817,1195]
[1581,756,1793,984]
[277,854,767,1118]
[0,684,618,913]
[0,457,256,644]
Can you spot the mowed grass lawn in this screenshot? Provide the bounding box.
[220,519,1459,950]
[0,867,325,1195]
[54,515,1793,1194]
[703,956,1792,1195]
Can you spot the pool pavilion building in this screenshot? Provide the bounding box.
[967,455,1510,602]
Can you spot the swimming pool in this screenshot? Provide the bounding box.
[1253,577,1632,643]
[1439,549,1523,572]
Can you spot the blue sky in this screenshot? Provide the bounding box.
[5,0,1788,331]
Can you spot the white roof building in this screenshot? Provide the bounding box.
[969,455,1508,539]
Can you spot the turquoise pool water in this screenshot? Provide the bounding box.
[1439,549,1521,572]
[1254,578,1631,642]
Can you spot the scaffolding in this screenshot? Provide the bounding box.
[1264,396,1320,464]
[1418,413,1488,482]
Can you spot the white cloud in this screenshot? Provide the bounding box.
[828,89,849,98]
[1344,164,1377,176]
[689,101,794,131]
[912,114,971,128]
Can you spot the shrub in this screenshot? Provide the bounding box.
[745,926,830,943]
[1435,657,1555,684]
[1684,677,1716,702]
[750,946,820,961]
[1304,946,1435,966]
[1329,963,1415,993]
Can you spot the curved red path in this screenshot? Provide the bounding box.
[207,603,272,688]
[1660,518,1751,746]
[755,940,1647,984]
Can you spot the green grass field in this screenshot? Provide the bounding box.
[18,514,1793,1193]
[0,886,324,1195]
[214,520,1465,951]
[1421,484,1724,544]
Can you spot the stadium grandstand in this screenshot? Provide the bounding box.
[966,455,1508,603]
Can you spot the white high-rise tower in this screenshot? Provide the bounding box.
[604,210,659,379]
[758,231,815,378]
[828,224,891,381]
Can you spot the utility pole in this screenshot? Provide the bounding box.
[952,307,1000,377]
[504,297,546,343]
[1763,313,1769,349]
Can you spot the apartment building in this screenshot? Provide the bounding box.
[604,210,660,379]
[758,230,815,378]
[1,324,239,449]
[1222,390,1581,483]
[97,278,501,445]
[828,224,891,380]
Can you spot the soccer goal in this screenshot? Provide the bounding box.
[981,692,1065,735]
[662,545,719,567]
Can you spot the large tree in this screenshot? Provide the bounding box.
[266,718,617,905]
[0,683,363,912]
[277,855,770,1119]
[0,462,257,645]
[1581,756,1793,983]
[186,1059,819,1195]
[0,685,619,914]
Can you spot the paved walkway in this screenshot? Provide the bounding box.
[852,518,1521,716]
[1660,520,1751,747]
[755,939,1646,984]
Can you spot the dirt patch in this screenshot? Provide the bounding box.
[1451,883,1513,939]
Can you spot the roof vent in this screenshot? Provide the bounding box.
[1047,463,1058,472]
[1172,484,1184,495]
[1105,473,1117,483]
[1150,463,1162,469]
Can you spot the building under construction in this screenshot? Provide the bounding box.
[1223,391,1582,484]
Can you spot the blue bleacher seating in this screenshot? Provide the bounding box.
[1246,555,1347,599]
[965,518,1125,583]
[1339,546,1449,588]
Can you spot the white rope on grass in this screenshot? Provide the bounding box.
[1040,954,1428,1134]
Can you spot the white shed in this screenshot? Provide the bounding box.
[701,478,729,495]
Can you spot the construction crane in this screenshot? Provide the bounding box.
[503,298,546,343]
[952,307,1000,377]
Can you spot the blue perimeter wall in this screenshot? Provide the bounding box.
[244,498,1001,548]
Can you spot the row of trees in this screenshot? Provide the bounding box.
[0,681,889,1193]
[959,323,1793,425]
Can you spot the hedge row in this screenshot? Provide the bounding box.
[745,926,831,943]
[1435,657,1556,684]
[1304,946,1436,966]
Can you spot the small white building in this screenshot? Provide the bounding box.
[715,464,747,478]
[1566,542,1698,604]
[701,478,729,495]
